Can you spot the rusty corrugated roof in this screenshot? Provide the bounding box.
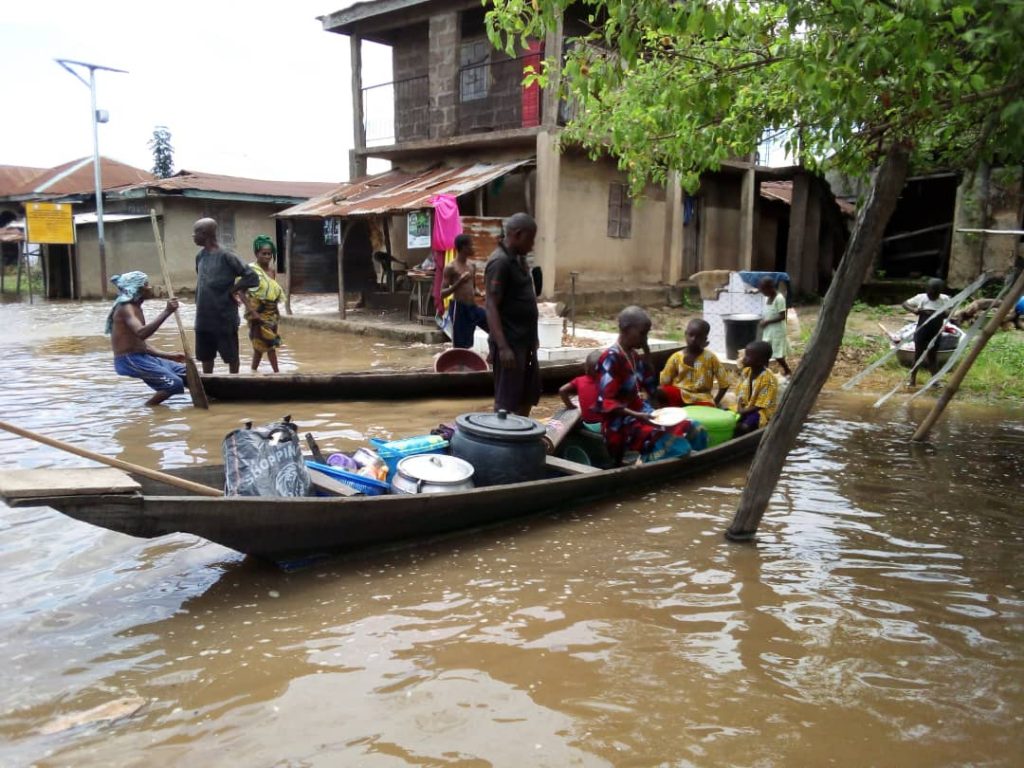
[760,180,793,206]
[115,170,337,201]
[0,165,48,197]
[7,157,154,198]
[276,160,534,219]
[761,178,856,217]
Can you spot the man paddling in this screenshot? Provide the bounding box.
[106,271,187,406]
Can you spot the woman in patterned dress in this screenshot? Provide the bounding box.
[596,306,691,465]
[245,235,285,372]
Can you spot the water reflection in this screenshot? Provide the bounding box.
[0,299,1023,765]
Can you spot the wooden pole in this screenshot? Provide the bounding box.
[284,220,294,316]
[150,211,209,409]
[15,245,24,295]
[726,142,911,542]
[71,242,81,299]
[911,269,1024,442]
[382,217,395,292]
[0,420,222,497]
[40,244,49,298]
[337,219,350,318]
[26,245,34,305]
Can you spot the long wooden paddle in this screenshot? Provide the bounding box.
[149,210,209,409]
[0,420,222,497]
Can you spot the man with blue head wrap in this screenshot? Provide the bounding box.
[107,271,188,406]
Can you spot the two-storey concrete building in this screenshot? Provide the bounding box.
[285,0,847,309]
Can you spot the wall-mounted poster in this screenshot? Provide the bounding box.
[407,210,431,249]
[323,218,341,245]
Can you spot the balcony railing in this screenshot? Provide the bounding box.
[362,75,429,146]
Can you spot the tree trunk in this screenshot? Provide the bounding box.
[725,142,911,541]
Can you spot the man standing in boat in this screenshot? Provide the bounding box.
[485,213,540,416]
[106,271,187,406]
[192,218,258,374]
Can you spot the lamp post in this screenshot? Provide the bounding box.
[56,58,127,299]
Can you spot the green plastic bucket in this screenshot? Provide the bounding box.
[682,405,738,447]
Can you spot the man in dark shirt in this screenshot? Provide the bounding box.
[192,217,258,373]
[484,212,540,416]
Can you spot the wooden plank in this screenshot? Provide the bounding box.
[545,454,601,475]
[0,468,140,499]
[308,467,360,497]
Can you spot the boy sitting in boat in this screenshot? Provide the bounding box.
[596,307,692,465]
[558,349,603,432]
[729,341,779,435]
[657,319,731,407]
[105,271,187,406]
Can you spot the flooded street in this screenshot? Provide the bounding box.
[1,299,1022,766]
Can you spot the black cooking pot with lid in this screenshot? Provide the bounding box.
[452,409,547,487]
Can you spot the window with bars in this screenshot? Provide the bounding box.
[204,207,235,249]
[607,183,632,238]
[459,39,490,102]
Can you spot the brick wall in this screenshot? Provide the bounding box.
[392,24,430,143]
[429,12,460,139]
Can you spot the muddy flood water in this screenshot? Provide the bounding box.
[0,298,1022,766]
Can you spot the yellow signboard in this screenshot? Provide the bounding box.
[26,202,75,245]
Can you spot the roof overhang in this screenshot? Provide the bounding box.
[73,212,152,225]
[276,159,534,220]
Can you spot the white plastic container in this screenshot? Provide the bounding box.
[538,317,563,348]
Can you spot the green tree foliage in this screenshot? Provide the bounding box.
[149,126,174,179]
[487,0,1024,192]
[488,0,1024,536]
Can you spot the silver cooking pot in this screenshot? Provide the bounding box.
[391,454,475,494]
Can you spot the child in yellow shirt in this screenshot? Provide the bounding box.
[731,341,779,434]
[657,319,731,407]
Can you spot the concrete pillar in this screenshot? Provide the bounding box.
[350,34,366,180]
[948,164,989,287]
[542,9,564,128]
[661,171,684,284]
[738,165,756,270]
[534,130,561,299]
[786,173,810,293]
[803,184,821,294]
[429,12,459,140]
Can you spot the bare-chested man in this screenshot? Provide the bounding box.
[105,271,187,406]
[440,234,488,348]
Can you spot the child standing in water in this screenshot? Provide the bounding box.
[758,276,792,376]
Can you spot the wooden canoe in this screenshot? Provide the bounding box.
[0,429,761,565]
[199,346,683,402]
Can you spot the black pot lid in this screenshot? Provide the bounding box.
[455,410,546,441]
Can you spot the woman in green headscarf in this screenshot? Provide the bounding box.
[245,235,285,372]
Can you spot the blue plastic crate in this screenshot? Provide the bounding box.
[305,460,390,496]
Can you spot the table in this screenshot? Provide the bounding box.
[407,270,436,322]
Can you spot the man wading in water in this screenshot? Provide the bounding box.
[106,271,187,406]
[192,217,258,374]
